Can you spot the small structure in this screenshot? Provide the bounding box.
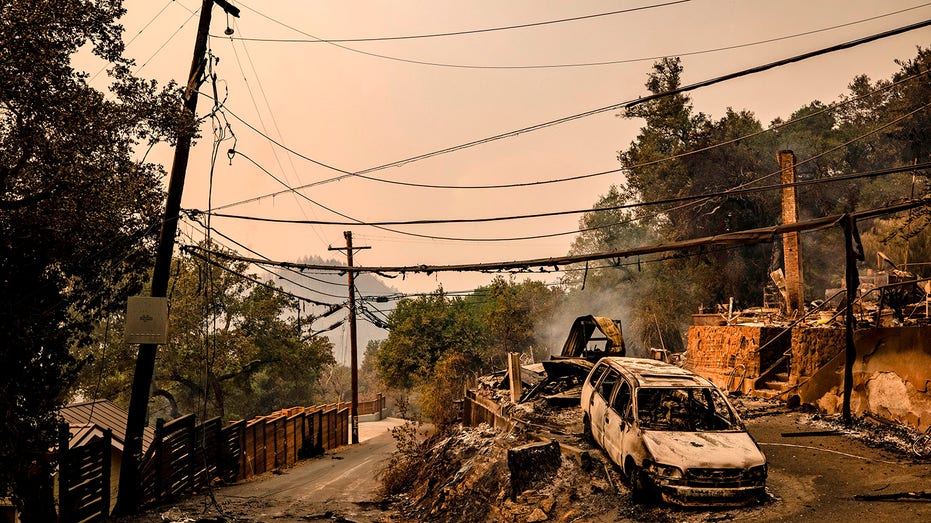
[59,400,156,516]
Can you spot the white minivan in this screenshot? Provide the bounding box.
[581,357,767,506]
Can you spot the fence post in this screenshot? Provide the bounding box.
[187,416,197,493]
[101,429,112,517]
[153,418,165,505]
[58,423,70,523]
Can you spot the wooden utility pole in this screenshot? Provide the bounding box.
[778,150,805,316]
[329,232,370,444]
[114,0,239,514]
[841,214,863,425]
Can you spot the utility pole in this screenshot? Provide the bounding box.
[114,0,239,515]
[841,214,864,425]
[329,231,370,444]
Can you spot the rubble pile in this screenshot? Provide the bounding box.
[386,423,631,523]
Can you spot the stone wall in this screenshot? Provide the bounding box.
[685,325,788,392]
[790,327,845,383]
[798,326,931,431]
[688,324,931,430]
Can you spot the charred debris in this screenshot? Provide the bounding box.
[480,315,625,411]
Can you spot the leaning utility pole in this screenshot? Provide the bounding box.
[329,231,370,444]
[114,0,239,514]
[841,214,864,425]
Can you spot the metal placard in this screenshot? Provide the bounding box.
[124,296,169,344]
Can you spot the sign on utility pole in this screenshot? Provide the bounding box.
[124,296,168,345]
[114,0,240,515]
[329,231,370,445]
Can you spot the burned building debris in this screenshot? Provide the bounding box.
[685,264,931,433]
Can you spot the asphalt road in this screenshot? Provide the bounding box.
[734,410,931,523]
[219,417,409,522]
[140,417,410,523]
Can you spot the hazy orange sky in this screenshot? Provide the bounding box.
[92,0,931,300]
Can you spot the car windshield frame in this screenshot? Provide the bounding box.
[635,386,742,432]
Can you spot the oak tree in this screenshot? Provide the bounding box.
[0,1,190,520]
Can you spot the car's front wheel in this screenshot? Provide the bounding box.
[582,413,592,441]
[628,463,657,504]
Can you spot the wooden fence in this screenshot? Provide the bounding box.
[462,390,516,431]
[57,398,379,522]
[137,405,348,507]
[58,427,112,523]
[357,393,386,417]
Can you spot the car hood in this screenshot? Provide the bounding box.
[642,430,765,469]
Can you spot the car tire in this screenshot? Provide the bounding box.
[629,464,657,504]
[582,413,592,441]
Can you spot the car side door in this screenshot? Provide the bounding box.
[603,378,632,465]
[581,362,607,417]
[590,368,620,445]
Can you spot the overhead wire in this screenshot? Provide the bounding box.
[336,17,931,176]
[185,247,344,310]
[188,160,931,227]
[219,18,330,247]
[134,6,200,74]
[180,225,344,308]
[337,67,930,190]
[183,197,931,275]
[177,225,338,304]
[210,66,927,200]
[90,0,178,81]
[214,21,931,210]
[228,1,689,44]
[183,217,351,298]
[218,99,931,243]
[224,2,931,70]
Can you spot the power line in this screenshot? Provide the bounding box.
[216,67,928,196]
[222,18,330,248]
[215,19,931,210]
[337,67,929,190]
[185,246,344,310]
[183,217,350,295]
[182,199,931,275]
[231,1,688,45]
[187,160,931,227]
[134,6,201,74]
[211,99,931,243]
[342,17,931,174]
[219,3,931,70]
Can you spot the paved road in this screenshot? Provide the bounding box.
[168,417,410,523]
[737,410,931,523]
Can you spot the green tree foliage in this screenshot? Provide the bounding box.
[0,1,190,520]
[372,281,569,426]
[621,59,777,309]
[419,351,482,431]
[360,339,385,396]
[74,247,336,422]
[374,289,487,391]
[566,58,776,351]
[571,49,931,352]
[473,276,564,364]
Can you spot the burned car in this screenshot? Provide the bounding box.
[581,357,767,506]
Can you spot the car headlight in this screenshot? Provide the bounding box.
[649,463,684,479]
[746,464,767,481]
